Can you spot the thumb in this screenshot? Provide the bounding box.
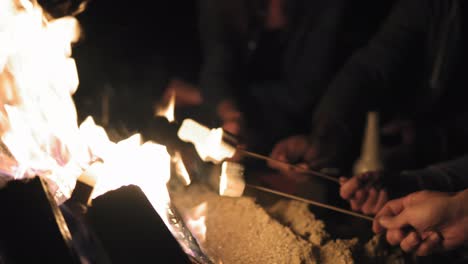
[378,211,409,230]
[340,176,361,200]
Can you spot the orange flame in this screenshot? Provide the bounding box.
[156,88,175,122]
[0,0,84,197]
[0,0,174,222]
[185,202,207,244]
[156,91,191,186]
[0,1,208,259]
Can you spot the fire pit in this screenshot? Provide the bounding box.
[171,183,407,264]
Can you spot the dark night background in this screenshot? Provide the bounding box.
[72,0,200,135]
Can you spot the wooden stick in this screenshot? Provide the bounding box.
[246,184,374,222]
[239,149,340,183]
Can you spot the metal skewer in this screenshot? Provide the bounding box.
[239,149,340,183]
[246,184,374,222]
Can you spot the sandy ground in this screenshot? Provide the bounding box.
[171,184,406,264]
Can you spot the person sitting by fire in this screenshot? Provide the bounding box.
[268,0,468,257]
[166,0,394,154]
[269,0,468,175]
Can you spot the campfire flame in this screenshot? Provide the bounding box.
[156,88,175,122]
[185,202,207,244]
[156,91,191,186]
[0,1,212,261]
[0,0,85,198]
[172,151,191,186]
[219,161,245,197]
[0,0,175,245]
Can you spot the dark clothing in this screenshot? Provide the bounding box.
[388,155,468,198]
[313,0,468,169]
[198,0,394,150]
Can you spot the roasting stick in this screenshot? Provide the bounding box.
[239,149,340,183]
[246,184,374,222]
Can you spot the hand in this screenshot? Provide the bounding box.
[373,190,468,256]
[268,135,320,182]
[339,172,388,215]
[269,135,315,170]
[217,99,243,136]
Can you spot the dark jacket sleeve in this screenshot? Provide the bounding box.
[198,0,242,109]
[389,155,468,197]
[312,0,430,137]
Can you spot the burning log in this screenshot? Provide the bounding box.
[61,161,113,264]
[0,177,81,263]
[147,116,184,150]
[65,159,101,212]
[147,117,206,175]
[87,185,195,264]
[147,116,237,166]
[146,116,222,187]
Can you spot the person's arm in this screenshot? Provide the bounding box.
[198,0,243,119]
[313,0,428,124]
[280,0,348,115]
[393,155,468,195]
[306,0,430,170]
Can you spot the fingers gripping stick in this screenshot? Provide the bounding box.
[240,149,340,183]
